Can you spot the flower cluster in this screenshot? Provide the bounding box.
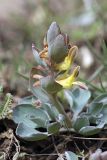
[31,22,87,94]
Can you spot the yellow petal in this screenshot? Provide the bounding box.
[56,71,68,80]
[54,46,78,71]
[55,66,80,89]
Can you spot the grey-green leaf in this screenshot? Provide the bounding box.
[88,94,107,117]
[64,90,73,108]
[30,86,50,103]
[42,103,59,121]
[13,104,50,128]
[65,88,91,116]
[16,123,48,141]
[47,122,61,134]
[90,93,107,105]
[31,118,47,128]
[88,103,103,116]
[73,116,89,132]
[18,96,37,105]
[100,105,107,124]
[32,44,46,67]
[79,122,105,136]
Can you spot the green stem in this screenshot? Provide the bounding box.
[50,94,72,128]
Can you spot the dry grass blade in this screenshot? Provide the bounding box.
[71,136,107,141]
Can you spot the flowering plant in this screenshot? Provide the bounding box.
[13,22,107,141]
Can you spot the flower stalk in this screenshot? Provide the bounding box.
[50,94,72,128]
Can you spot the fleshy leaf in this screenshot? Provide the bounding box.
[79,122,105,136]
[88,94,107,117]
[65,88,91,116]
[47,122,61,134]
[32,44,46,67]
[64,90,73,108]
[90,93,107,105]
[42,103,59,121]
[88,103,103,116]
[100,105,107,124]
[16,123,48,141]
[18,95,37,105]
[31,118,48,128]
[13,104,50,128]
[73,116,89,132]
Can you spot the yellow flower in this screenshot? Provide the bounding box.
[54,46,78,71]
[55,66,80,89]
[55,66,88,89]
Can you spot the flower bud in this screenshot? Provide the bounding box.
[47,22,61,45]
[48,34,68,63]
